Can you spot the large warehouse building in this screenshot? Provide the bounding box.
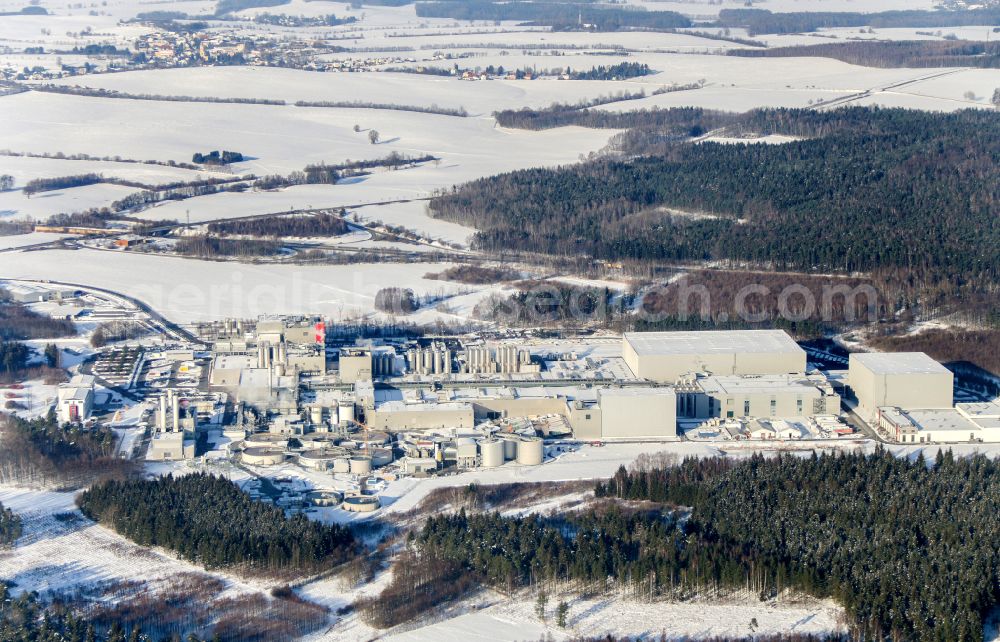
[848,352,953,420]
[622,330,807,383]
[567,387,677,440]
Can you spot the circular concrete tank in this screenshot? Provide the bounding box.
[241,447,286,466]
[306,490,343,507]
[298,449,345,471]
[478,438,505,468]
[371,447,393,467]
[359,431,390,447]
[515,437,544,466]
[244,433,289,449]
[349,456,373,475]
[342,495,380,513]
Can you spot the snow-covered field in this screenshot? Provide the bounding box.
[0,248,487,323]
[0,486,264,598]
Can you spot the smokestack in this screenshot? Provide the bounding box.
[159,395,167,431]
[171,392,180,433]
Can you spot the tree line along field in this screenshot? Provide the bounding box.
[430,107,999,295]
[374,450,1000,642]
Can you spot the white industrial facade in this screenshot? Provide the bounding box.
[568,387,677,440]
[622,330,807,383]
[849,352,953,420]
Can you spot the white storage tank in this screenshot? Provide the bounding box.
[340,403,356,426]
[332,457,351,473]
[515,437,544,466]
[501,437,518,461]
[349,456,373,475]
[478,438,504,468]
[310,406,323,424]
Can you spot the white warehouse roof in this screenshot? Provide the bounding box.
[850,352,949,375]
[624,330,802,356]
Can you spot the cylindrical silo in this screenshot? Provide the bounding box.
[501,437,518,461]
[349,456,372,475]
[333,457,350,473]
[340,403,355,426]
[478,438,504,468]
[310,406,323,424]
[515,437,543,466]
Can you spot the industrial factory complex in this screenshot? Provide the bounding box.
[11,278,992,517]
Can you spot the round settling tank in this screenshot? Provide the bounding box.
[342,495,380,513]
[241,447,286,466]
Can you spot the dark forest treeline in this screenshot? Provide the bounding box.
[78,473,355,573]
[870,327,1000,376]
[174,236,284,258]
[632,270,888,338]
[396,450,1000,641]
[716,7,1000,35]
[569,62,651,80]
[730,39,1000,69]
[495,105,728,131]
[0,412,132,488]
[0,583,214,642]
[430,108,1000,290]
[207,212,349,238]
[0,340,30,377]
[415,1,691,31]
[23,173,103,196]
[0,292,76,340]
[0,500,21,546]
[424,265,519,284]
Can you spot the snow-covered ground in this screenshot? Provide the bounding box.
[0,248,486,323]
[0,486,265,598]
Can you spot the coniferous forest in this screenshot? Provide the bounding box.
[431,108,1000,288]
[402,450,1000,642]
[0,500,21,547]
[77,473,355,573]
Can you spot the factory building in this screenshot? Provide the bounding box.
[56,374,95,424]
[368,401,475,431]
[876,401,1000,444]
[622,330,807,383]
[848,352,953,420]
[686,373,841,420]
[340,346,396,381]
[567,387,677,439]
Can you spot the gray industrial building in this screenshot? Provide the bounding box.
[622,330,807,383]
[848,352,953,420]
[568,387,677,440]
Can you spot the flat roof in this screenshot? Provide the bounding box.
[598,386,675,399]
[374,401,473,413]
[957,401,1000,419]
[850,352,949,376]
[624,330,802,356]
[699,374,827,396]
[214,354,256,370]
[906,408,981,433]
